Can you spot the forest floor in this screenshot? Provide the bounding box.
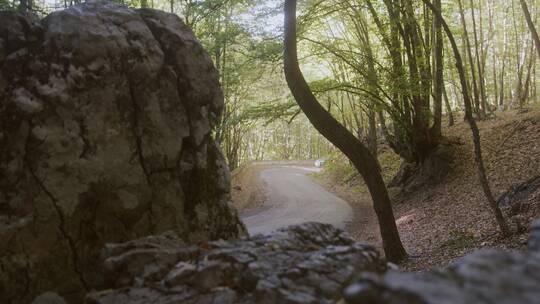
[316,104,540,270]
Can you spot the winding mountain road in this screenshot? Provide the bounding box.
[241,166,353,235]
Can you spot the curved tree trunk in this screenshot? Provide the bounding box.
[423,0,510,237]
[283,0,407,262]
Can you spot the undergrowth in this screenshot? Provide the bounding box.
[317,146,401,192]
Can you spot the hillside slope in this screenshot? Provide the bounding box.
[318,105,540,270]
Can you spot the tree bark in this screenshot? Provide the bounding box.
[470,0,488,117]
[423,0,510,237]
[365,0,417,163]
[457,0,481,117]
[19,0,31,10]
[520,0,540,62]
[283,0,407,262]
[432,0,444,137]
[521,45,536,107]
[499,12,509,107]
[443,84,455,126]
[367,109,378,157]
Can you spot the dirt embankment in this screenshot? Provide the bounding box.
[231,163,270,212]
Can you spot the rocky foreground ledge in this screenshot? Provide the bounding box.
[86,222,385,304]
[81,221,540,304]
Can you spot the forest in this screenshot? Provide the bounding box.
[5,0,539,168]
[1,0,540,303]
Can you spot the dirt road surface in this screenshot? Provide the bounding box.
[241,166,353,235]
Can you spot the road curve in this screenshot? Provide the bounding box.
[241,166,353,235]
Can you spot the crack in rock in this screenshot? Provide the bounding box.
[0,3,246,302]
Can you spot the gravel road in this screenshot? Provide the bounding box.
[241,166,353,235]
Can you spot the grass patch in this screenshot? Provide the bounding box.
[435,230,475,253]
[378,149,402,184]
[318,147,402,192]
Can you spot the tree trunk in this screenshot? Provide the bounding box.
[458,0,481,117]
[283,0,407,262]
[367,109,378,157]
[365,0,416,163]
[499,15,508,107]
[423,0,510,237]
[443,84,455,126]
[402,0,436,161]
[431,0,444,137]
[520,0,540,61]
[470,0,488,118]
[521,46,536,107]
[19,0,31,10]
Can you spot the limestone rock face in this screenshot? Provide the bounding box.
[0,2,245,302]
[86,222,386,304]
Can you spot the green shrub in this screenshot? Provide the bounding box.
[319,147,401,192]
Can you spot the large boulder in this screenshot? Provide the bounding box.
[0,2,246,302]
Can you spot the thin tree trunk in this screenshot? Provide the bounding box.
[499,13,508,107]
[365,0,415,163]
[19,0,31,10]
[353,8,379,157]
[458,0,481,117]
[443,84,455,126]
[284,0,407,262]
[368,110,378,157]
[521,46,536,107]
[432,0,444,137]
[469,0,488,117]
[520,0,540,61]
[423,0,510,237]
[492,50,498,109]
